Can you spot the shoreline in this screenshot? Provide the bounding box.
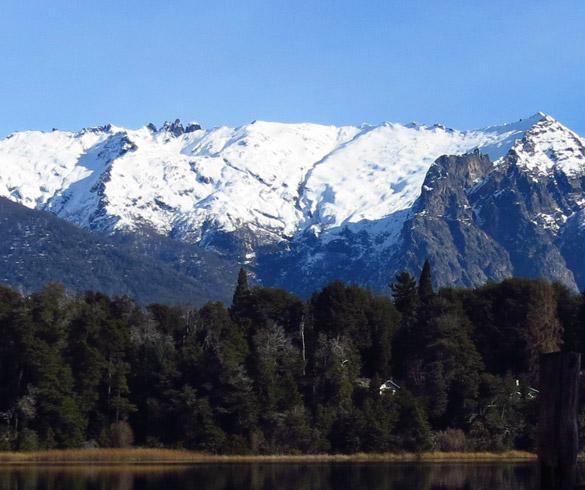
[0,448,537,465]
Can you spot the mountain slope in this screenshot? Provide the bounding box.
[0,197,237,305]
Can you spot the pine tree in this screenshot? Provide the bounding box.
[28,284,85,447]
[418,259,434,301]
[366,296,399,379]
[66,297,108,439]
[230,267,253,327]
[426,361,448,424]
[232,267,249,306]
[395,390,432,451]
[390,272,418,314]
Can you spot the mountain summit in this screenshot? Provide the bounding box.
[2,113,585,298]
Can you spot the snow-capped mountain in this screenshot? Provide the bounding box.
[0,114,548,244]
[384,114,585,292]
[2,112,585,297]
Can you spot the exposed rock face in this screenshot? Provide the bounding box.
[470,155,577,288]
[388,152,514,288]
[559,211,585,288]
[389,123,585,291]
[159,119,202,136]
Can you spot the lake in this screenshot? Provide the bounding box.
[0,462,555,489]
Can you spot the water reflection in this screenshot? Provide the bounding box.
[0,463,540,489]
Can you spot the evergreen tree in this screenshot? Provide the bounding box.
[418,259,434,301]
[0,277,571,453]
[366,297,399,379]
[390,271,418,314]
[232,267,249,306]
[230,267,254,328]
[394,390,432,451]
[390,272,420,382]
[361,392,400,452]
[28,285,85,447]
[66,295,108,439]
[426,361,448,424]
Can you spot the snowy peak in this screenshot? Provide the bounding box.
[505,114,585,176]
[45,132,138,230]
[76,123,115,136]
[0,113,580,253]
[296,115,552,236]
[158,119,202,137]
[0,128,113,209]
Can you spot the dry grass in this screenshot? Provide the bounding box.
[0,448,536,465]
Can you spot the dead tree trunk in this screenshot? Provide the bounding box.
[538,351,580,490]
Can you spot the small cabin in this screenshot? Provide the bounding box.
[379,379,400,396]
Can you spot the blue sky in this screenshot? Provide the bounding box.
[1,0,584,136]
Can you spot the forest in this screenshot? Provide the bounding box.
[0,261,583,454]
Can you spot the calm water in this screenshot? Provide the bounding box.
[0,463,554,489]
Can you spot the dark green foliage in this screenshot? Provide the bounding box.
[233,268,249,305]
[463,278,563,379]
[390,271,418,314]
[309,282,397,380]
[418,259,434,302]
[394,390,432,451]
[0,272,578,453]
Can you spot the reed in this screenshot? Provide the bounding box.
[0,448,537,465]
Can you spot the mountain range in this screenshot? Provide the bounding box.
[1,112,584,303]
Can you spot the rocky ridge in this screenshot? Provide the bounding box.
[1,113,585,298]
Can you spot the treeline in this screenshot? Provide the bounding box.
[0,263,584,453]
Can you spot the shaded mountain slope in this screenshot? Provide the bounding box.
[0,198,237,304]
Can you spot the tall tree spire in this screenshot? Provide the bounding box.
[232,267,249,306]
[418,258,434,301]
